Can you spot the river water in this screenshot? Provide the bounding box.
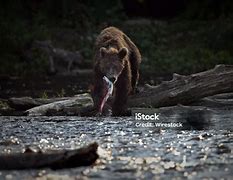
[0,113,232,179]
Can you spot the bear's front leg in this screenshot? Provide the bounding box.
[112,79,131,116]
[112,90,128,116]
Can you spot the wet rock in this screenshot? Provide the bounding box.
[216,144,231,154]
[0,137,21,146]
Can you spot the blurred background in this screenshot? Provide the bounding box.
[0,0,233,98]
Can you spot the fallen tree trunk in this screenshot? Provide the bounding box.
[32,40,84,74]
[128,65,233,108]
[0,142,98,170]
[8,97,69,110]
[26,93,93,116]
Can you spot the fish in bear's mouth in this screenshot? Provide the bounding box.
[99,76,114,113]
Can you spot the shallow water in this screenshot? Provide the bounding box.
[0,115,232,179]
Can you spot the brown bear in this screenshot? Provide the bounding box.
[92,27,141,116]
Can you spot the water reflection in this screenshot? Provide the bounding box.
[0,116,232,179]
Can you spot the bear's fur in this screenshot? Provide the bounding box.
[92,27,141,116]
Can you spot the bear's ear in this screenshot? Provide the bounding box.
[100,47,107,58]
[118,47,128,59]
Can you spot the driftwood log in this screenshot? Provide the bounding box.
[33,40,84,74]
[25,93,93,116]
[128,64,233,108]
[0,142,98,170]
[8,97,70,110]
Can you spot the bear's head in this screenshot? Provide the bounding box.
[98,47,128,83]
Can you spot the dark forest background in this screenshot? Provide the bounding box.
[0,0,233,76]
